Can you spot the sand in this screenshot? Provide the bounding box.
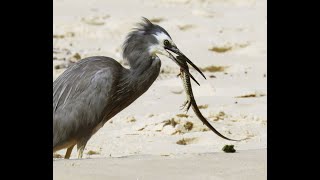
[54,149,266,180]
[53,0,267,179]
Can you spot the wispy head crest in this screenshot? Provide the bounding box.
[122,17,172,66]
[126,17,171,38]
[133,17,155,34]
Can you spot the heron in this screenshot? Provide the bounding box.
[53,17,212,159]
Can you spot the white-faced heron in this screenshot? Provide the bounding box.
[53,17,210,159]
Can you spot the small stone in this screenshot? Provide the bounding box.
[222,145,236,153]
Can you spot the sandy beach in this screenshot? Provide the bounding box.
[53,0,267,179]
[54,149,266,180]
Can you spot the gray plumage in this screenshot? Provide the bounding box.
[53,18,164,158]
[53,17,226,159]
[54,16,244,158]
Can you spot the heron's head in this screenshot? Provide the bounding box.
[122,17,205,79]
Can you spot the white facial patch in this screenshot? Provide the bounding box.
[148,32,175,57]
[153,32,173,45]
[148,44,170,58]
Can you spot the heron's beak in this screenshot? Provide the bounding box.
[165,46,206,80]
[164,48,201,86]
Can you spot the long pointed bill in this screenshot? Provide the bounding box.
[166,51,200,86]
[165,46,206,80]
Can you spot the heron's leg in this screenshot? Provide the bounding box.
[64,144,75,159]
[77,139,88,159]
[77,145,85,159]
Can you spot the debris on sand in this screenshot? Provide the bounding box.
[200,66,228,72]
[235,91,266,98]
[209,42,250,53]
[209,46,232,53]
[53,153,63,158]
[210,111,227,121]
[126,116,137,123]
[222,145,236,153]
[163,118,178,128]
[184,121,193,131]
[198,104,208,109]
[87,150,100,155]
[176,114,189,118]
[176,137,197,145]
[149,17,165,23]
[81,15,109,25]
[176,138,187,145]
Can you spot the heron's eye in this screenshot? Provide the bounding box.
[164,40,170,46]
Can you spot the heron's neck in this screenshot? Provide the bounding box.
[127,55,161,92]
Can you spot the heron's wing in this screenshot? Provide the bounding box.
[53,57,125,148]
[53,57,121,114]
